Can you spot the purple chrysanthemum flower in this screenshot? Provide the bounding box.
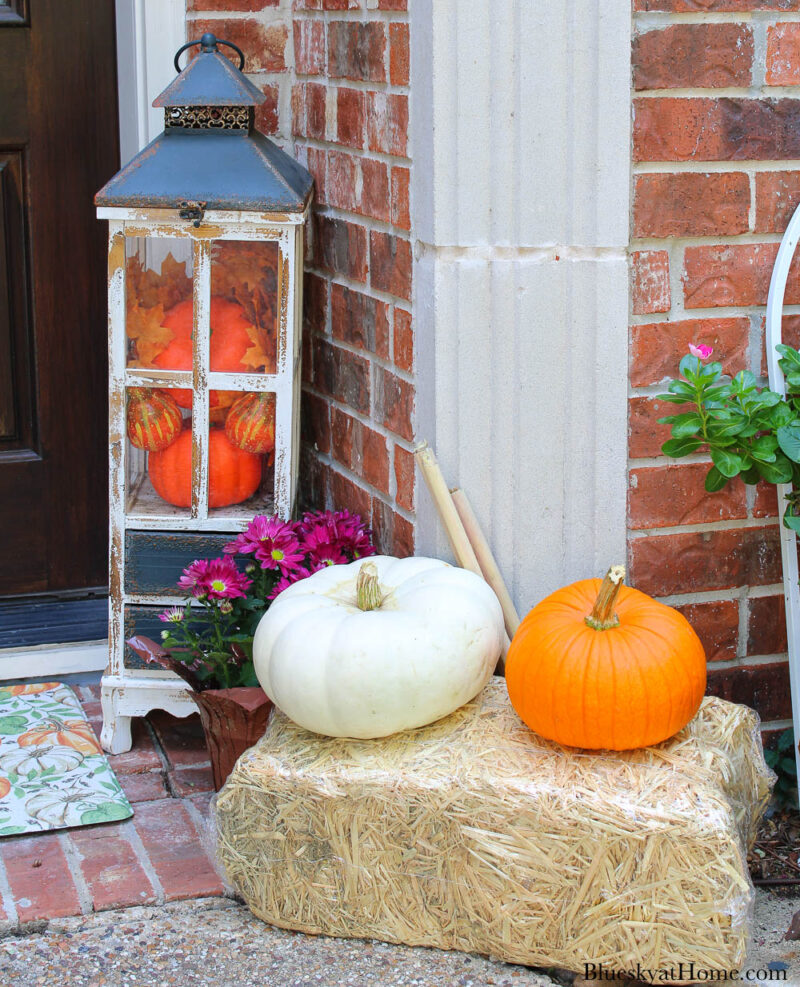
[225,515,306,576]
[178,559,211,598]
[198,556,252,601]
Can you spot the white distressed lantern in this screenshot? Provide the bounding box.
[95,34,312,752]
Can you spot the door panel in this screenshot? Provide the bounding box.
[0,0,119,595]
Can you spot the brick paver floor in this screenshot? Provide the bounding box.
[0,685,226,933]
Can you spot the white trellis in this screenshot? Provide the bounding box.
[764,209,800,806]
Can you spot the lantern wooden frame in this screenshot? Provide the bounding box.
[97,205,307,754]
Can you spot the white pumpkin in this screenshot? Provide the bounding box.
[253,555,504,738]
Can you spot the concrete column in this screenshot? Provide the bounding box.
[411,0,631,612]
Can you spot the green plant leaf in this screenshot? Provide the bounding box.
[666,413,704,439]
[778,424,800,463]
[662,437,702,458]
[757,453,794,484]
[782,512,800,532]
[704,466,729,492]
[778,728,795,752]
[710,446,743,478]
[679,353,702,380]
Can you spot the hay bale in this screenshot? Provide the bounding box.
[216,680,772,977]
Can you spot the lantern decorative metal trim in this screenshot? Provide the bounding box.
[95,34,312,754]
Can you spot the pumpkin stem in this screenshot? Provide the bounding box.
[356,562,383,611]
[584,565,626,631]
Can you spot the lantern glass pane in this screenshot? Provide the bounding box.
[124,384,191,519]
[207,388,276,522]
[125,238,193,371]
[209,239,280,375]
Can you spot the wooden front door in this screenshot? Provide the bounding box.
[0,0,119,598]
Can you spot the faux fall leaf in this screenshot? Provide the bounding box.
[159,252,192,310]
[126,303,172,366]
[211,241,278,372]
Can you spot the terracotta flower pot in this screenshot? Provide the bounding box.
[191,687,272,790]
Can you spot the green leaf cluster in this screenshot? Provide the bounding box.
[658,348,800,529]
[764,728,798,807]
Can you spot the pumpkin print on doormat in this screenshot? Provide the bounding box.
[0,682,132,836]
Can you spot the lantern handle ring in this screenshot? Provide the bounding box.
[173,35,245,74]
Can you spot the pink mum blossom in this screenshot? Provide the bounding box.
[159,607,184,623]
[197,556,252,601]
[177,559,211,598]
[225,515,305,575]
[688,343,713,360]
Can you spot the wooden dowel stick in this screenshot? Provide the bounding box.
[415,442,509,668]
[451,488,521,639]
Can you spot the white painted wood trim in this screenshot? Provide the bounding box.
[0,642,107,681]
[411,0,631,611]
[764,207,800,808]
[115,0,187,165]
[98,207,309,226]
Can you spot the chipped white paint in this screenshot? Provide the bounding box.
[99,207,307,753]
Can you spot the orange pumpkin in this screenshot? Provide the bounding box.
[127,388,183,451]
[18,718,102,755]
[148,428,261,508]
[154,297,254,409]
[225,392,276,455]
[505,565,706,751]
[0,778,9,800]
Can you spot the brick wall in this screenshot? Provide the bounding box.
[186,0,414,556]
[631,0,799,732]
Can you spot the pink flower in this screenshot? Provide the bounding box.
[225,515,305,575]
[689,343,713,360]
[198,557,252,601]
[301,510,375,563]
[159,607,184,624]
[268,574,300,600]
[302,521,349,571]
[178,560,211,598]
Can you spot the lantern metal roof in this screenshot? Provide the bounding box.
[95,34,313,214]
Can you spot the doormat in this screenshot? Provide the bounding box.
[0,682,132,836]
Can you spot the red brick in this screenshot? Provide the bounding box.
[327,148,359,211]
[394,307,413,372]
[337,88,365,148]
[675,599,739,662]
[360,158,391,222]
[376,368,414,441]
[294,18,325,75]
[305,82,326,140]
[331,409,390,494]
[634,97,800,162]
[629,525,782,596]
[391,166,411,230]
[760,313,800,374]
[147,711,209,770]
[767,23,800,85]
[682,243,800,308]
[707,661,792,721]
[132,800,223,901]
[303,270,328,336]
[629,464,747,529]
[755,170,800,233]
[291,83,305,137]
[300,442,329,508]
[748,594,788,655]
[631,250,670,315]
[119,770,168,804]
[366,91,408,156]
[331,283,390,356]
[377,0,407,7]
[306,147,327,205]
[3,835,80,922]
[314,215,368,282]
[107,718,161,775]
[254,83,279,136]
[313,338,371,414]
[753,480,779,518]
[328,21,386,83]
[189,0,278,8]
[169,766,215,796]
[635,0,800,9]
[190,20,287,73]
[324,0,359,7]
[390,22,410,86]
[69,825,156,911]
[633,24,753,90]
[294,0,323,7]
[633,173,750,238]
[330,467,372,519]
[301,390,332,454]
[629,396,676,459]
[372,498,414,556]
[370,231,412,301]
[394,445,415,511]
[630,317,750,387]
